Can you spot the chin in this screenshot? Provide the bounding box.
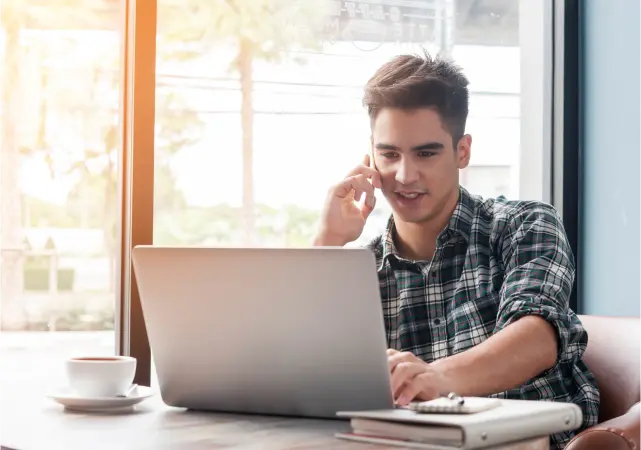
[392,210,434,224]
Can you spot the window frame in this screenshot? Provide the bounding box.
[520,0,581,312]
[519,0,554,203]
[551,0,581,313]
[116,0,156,386]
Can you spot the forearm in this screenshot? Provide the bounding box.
[312,231,347,247]
[431,315,558,397]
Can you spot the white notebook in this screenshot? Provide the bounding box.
[407,396,502,414]
[336,398,583,449]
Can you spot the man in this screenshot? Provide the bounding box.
[313,52,599,449]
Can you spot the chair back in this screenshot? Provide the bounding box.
[578,314,640,422]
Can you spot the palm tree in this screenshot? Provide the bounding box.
[160,0,328,244]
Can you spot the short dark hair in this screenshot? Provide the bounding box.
[363,51,469,143]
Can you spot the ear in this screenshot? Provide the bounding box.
[456,134,472,169]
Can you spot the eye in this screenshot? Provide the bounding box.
[418,151,436,158]
[380,152,399,159]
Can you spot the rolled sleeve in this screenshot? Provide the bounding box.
[495,203,587,369]
[496,297,587,369]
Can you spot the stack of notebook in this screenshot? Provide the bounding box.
[336,397,583,449]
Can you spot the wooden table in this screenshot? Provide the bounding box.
[0,390,550,450]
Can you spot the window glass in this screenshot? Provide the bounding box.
[152,0,527,387]
[154,0,522,249]
[0,1,120,399]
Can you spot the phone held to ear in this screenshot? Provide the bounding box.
[369,148,378,172]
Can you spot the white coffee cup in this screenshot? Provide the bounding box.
[66,356,137,398]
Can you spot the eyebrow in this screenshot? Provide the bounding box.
[374,142,445,152]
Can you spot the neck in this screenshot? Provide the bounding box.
[393,188,460,261]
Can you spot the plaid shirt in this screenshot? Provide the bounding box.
[366,187,599,449]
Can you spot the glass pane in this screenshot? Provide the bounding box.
[461,165,513,200]
[153,0,522,383]
[0,1,121,400]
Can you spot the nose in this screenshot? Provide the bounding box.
[394,158,420,185]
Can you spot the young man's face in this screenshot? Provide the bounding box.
[371,108,471,225]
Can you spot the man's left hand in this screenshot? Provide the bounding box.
[387,349,450,406]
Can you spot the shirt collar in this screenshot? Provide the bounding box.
[378,186,476,271]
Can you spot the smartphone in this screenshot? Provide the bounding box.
[369,146,377,171]
[368,146,381,204]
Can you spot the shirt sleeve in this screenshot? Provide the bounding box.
[495,203,587,369]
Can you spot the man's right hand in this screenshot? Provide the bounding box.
[314,154,382,247]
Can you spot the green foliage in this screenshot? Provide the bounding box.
[51,307,114,331]
[281,204,321,246]
[158,0,330,64]
[156,90,205,160]
[23,267,75,292]
[153,203,320,246]
[21,0,331,245]
[24,196,77,228]
[18,0,120,31]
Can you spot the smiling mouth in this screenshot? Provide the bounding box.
[395,192,425,199]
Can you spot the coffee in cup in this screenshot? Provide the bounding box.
[66,356,136,398]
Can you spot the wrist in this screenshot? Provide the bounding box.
[313,230,348,247]
[429,357,459,396]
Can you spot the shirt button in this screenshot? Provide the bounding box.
[431,271,437,278]
[433,318,442,326]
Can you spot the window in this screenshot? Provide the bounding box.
[149,0,544,383]
[153,0,531,252]
[0,1,121,398]
[461,165,512,200]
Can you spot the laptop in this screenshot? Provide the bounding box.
[131,246,394,418]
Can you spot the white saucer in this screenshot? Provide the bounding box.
[47,385,155,412]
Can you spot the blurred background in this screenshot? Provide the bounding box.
[3,0,637,397]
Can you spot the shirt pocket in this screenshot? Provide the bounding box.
[446,291,500,355]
